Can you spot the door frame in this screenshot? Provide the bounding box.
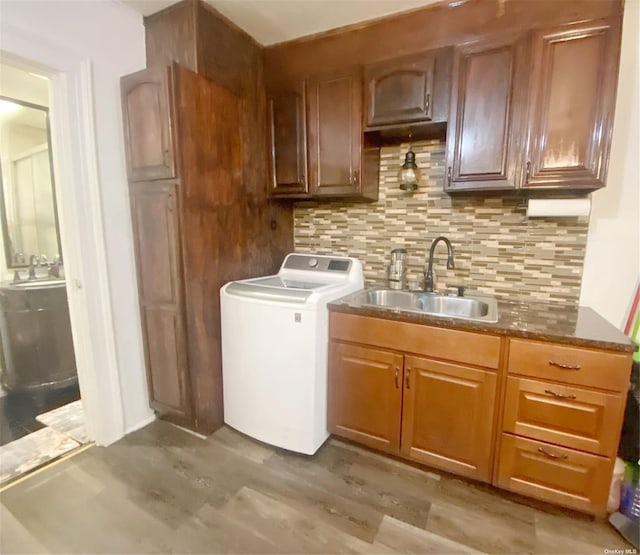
[1,25,129,444]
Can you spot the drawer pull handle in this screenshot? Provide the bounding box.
[394,367,400,389]
[405,367,411,389]
[548,360,581,370]
[544,389,576,400]
[538,447,568,460]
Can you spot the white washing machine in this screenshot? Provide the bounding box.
[220,253,364,455]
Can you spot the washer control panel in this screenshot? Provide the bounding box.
[282,254,352,274]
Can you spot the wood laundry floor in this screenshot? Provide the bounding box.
[0,420,633,554]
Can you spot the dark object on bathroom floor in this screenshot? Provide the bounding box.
[0,384,79,446]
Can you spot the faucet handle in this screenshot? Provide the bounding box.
[456,286,466,297]
[423,268,436,292]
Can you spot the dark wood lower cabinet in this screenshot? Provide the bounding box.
[141,309,191,419]
[400,356,497,482]
[129,181,191,421]
[328,311,632,516]
[327,339,497,481]
[328,342,403,455]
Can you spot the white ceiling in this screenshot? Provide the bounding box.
[120,0,444,46]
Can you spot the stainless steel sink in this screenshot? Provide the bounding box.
[345,288,499,323]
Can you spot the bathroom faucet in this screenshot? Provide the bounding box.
[28,254,38,279]
[49,255,61,278]
[424,236,455,292]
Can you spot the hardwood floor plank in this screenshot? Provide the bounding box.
[220,486,392,554]
[533,510,632,553]
[425,498,537,554]
[210,425,276,464]
[0,503,49,554]
[375,515,482,554]
[172,502,278,554]
[262,442,431,528]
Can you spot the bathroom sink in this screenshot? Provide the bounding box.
[345,288,499,323]
[11,278,65,289]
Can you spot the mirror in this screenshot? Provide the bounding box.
[0,96,61,269]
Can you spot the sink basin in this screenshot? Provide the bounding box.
[11,279,66,289]
[345,288,499,323]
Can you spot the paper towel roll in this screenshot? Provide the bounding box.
[526,198,591,217]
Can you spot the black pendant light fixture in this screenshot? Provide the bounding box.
[398,134,421,192]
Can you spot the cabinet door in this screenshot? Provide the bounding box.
[121,66,176,182]
[365,53,434,126]
[268,84,308,197]
[400,356,497,482]
[307,68,363,197]
[130,181,191,420]
[523,19,621,191]
[328,341,403,454]
[445,34,527,192]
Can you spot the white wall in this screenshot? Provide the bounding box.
[0,0,153,439]
[580,0,640,328]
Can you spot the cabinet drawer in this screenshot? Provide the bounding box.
[330,312,501,369]
[508,338,631,392]
[496,434,612,515]
[503,376,625,456]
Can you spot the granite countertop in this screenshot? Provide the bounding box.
[329,292,637,353]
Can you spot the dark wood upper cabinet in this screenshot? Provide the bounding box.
[364,48,453,132]
[445,34,528,192]
[523,19,621,191]
[306,67,378,200]
[365,53,434,126]
[267,84,308,197]
[122,65,176,182]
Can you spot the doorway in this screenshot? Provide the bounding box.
[0,63,88,485]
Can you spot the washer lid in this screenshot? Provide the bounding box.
[224,276,331,303]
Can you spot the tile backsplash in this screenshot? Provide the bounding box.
[294,140,590,306]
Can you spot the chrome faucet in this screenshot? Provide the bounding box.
[424,236,455,292]
[49,255,62,278]
[28,254,39,279]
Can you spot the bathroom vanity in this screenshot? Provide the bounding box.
[0,279,76,395]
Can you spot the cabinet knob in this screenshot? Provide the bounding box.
[548,360,581,371]
[394,367,400,389]
[405,367,411,389]
[425,93,431,113]
[525,161,531,184]
[446,166,452,187]
[351,170,359,186]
